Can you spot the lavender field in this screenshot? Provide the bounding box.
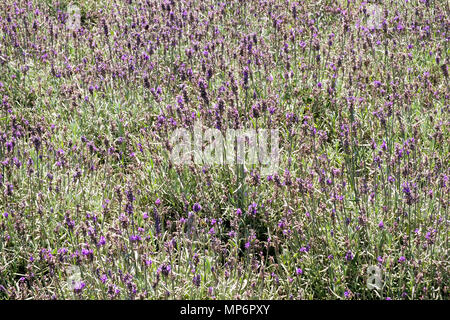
[0,0,448,300]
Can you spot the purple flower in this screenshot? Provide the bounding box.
[97,236,106,247]
[248,202,257,216]
[130,235,142,242]
[299,246,309,253]
[154,208,161,235]
[345,250,354,261]
[82,248,93,256]
[5,183,13,196]
[193,274,201,287]
[402,182,411,195]
[161,264,171,276]
[73,282,86,294]
[193,203,202,212]
[243,67,249,88]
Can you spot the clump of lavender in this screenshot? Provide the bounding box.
[0,0,447,301]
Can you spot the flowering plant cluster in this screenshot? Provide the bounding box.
[0,0,448,300]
